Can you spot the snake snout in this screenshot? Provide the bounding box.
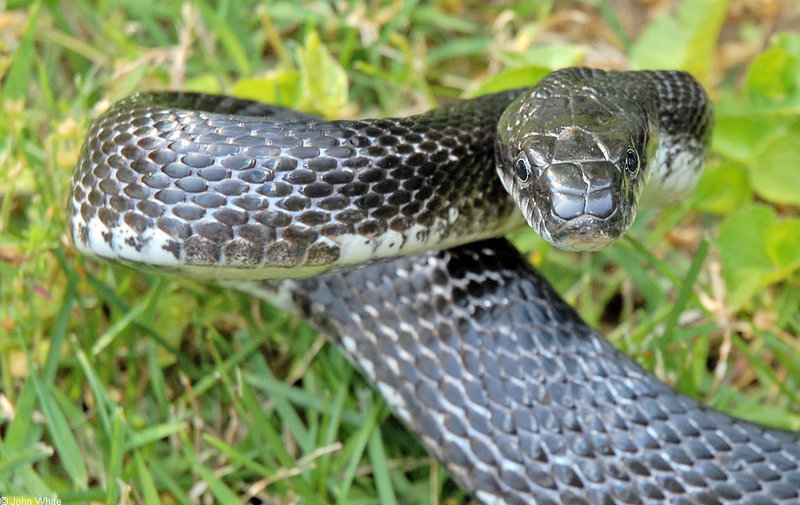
[535,161,630,251]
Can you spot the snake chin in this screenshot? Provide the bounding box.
[538,214,626,252]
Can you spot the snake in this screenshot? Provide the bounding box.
[69,68,800,504]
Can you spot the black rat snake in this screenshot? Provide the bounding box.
[70,68,800,504]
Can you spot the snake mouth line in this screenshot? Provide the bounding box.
[545,212,623,251]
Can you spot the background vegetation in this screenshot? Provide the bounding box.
[1,0,799,503]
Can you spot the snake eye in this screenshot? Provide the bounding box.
[625,148,639,178]
[515,157,531,183]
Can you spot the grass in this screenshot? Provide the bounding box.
[1,0,799,503]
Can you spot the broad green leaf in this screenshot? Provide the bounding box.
[231,30,349,116]
[765,220,800,267]
[716,205,775,308]
[184,73,224,96]
[232,69,302,108]
[746,32,800,113]
[716,205,800,308]
[676,0,730,78]
[692,159,752,214]
[496,44,586,70]
[470,67,550,96]
[750,129,800,206]
[711,97,791,164]
[631,0,728,77]
[297,30,349,118]
[630,16,688,70]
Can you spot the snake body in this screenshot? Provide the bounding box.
[69,69,800,504]
[252,239,800,505]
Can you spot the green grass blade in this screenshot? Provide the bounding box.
[0,442,53,474]
[43,255,78,385]
[367,424,399,505]
[181,433,241,505]
[23,343,89,488]
[124,421,188,452]
[68,334,113,434]
[334,396,388,503]
[662,236,710,345]
[105,408,126,505]
[134,451,162,505]
[2,2,39,100]
[91,294,149,355]
[149,458,195,505]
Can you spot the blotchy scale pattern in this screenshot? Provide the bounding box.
[71,91,525,278]
[277,239,800,505]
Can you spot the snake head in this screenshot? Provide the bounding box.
[496,73,658,251]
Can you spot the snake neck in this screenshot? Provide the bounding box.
[70,90,527,279]
[636,71,714,206]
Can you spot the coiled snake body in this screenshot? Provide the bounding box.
[70,68,800,504]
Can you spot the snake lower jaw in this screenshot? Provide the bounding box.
[538,213,626,251]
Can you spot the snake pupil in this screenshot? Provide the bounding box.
[625,148,639,178]
[515,158,530,183]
